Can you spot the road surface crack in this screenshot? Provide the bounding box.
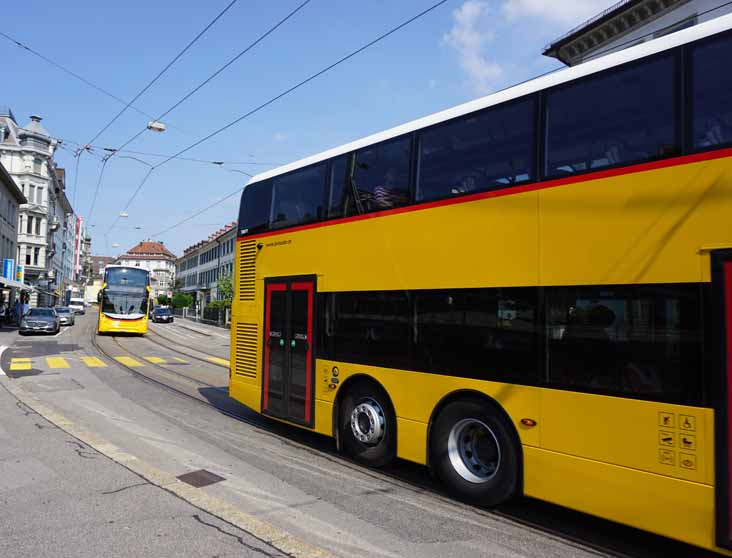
[192,514,281,557]
[102,482,149,495]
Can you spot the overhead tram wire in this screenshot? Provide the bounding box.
[0,30,161,123]
[85,0,240,147]
[150,184,248,239]
[110,0,314,157]
[107,0,450,237]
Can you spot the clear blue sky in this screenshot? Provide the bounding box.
[2,0,611,257]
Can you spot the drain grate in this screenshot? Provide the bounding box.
[176,469,225,488]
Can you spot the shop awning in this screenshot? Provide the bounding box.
[0,277,34,290]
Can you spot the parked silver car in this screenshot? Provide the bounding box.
[55,307,75,326]
[19,307,60,335]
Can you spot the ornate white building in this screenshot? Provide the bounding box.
[0,108,80,306]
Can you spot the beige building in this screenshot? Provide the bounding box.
[116,240,176,300]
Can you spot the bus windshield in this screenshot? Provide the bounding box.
[102,268,149,317]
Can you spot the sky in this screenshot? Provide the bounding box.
[2,0,612,257]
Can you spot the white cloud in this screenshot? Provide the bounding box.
[502,0,611,26]
[273,132,288,142]
[443,1,503,95]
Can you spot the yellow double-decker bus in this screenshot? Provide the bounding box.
[230,14,732,553]
[98,265,150,335]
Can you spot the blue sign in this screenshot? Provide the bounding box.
[3,258,14,280]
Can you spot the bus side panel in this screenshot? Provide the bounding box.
[230,239,263,413]
[524,446,716,551]
[314,359,542,461]
[539,155,732,286]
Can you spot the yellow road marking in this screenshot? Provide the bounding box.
[114,356,144,367]
[9,362,32,370]
[47,357,70,369]
[81,356,107,368]
[173,357,188,363]
[144,356,165,364]
[11,357,31,362]
[207,356,230,367]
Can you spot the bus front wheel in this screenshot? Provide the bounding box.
[430,399,519,507]
[339,381,396,468]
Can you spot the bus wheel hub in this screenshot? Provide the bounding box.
[350,399,385,445]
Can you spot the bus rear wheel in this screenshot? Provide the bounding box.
[340,381,396,468]
[430,399,519,507]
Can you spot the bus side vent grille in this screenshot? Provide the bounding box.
[239,240,256,301]
[235,323,258,378]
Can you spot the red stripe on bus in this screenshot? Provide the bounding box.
[725,261,732,539]
[292,281,314,423]
[238,148,732,242]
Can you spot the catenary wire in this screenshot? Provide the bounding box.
[86,0,240,146]
[109,0,449,236]
[0,30,160,123]
[111,0,313,156]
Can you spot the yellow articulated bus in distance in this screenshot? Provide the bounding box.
[97,265,151,335]
[230,14,732,554]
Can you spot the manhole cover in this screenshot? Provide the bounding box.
[176,469,225,488]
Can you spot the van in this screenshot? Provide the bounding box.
[68,297,86,315]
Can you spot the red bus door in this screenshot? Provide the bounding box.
[715,250,732,550]
[262,277,315,427]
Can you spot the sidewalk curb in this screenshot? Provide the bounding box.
[0,377,332,558]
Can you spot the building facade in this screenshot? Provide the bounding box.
[176,222,236,310]
[0,161,27,309]
[0,108,81,306]
[544,0,732,66]
[116,240,176,300]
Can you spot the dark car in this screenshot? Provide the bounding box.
[152,307,174,323]
[55,307,75,326]
[19,307,60,335]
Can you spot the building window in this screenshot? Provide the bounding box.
[34,247,40,266]
[25,250,31,265]
[35,218,41,236]
[26,216,33,235]
[33,158,42,174]
[36,187,43,205]
[28,185,35,204]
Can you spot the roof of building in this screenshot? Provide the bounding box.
[0,107,16,123]
[22,115,51,138]
[122,240,176,260]
[180,221,237,257]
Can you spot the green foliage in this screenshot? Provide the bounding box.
[157,294,169,305]
[172,292,193,308]
[207,299,229,310]
[216,274,233,303]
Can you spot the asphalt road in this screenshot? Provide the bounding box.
[0,311,718,558]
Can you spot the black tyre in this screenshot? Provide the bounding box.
[430,398,519,507]
[339,381,396,468]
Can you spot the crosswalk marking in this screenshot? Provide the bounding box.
[114,356,144,367]
[9,357,32,371]
[206,356,230,367]
[47,357,70,369]
[81,356,107,368]
[144,356,165,364]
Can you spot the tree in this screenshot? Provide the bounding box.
[216,274,233,307]
[157,294,169,306]
[172,292,193,309]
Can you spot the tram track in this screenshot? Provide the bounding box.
[87,327,699,558]
[145,325,229,368]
